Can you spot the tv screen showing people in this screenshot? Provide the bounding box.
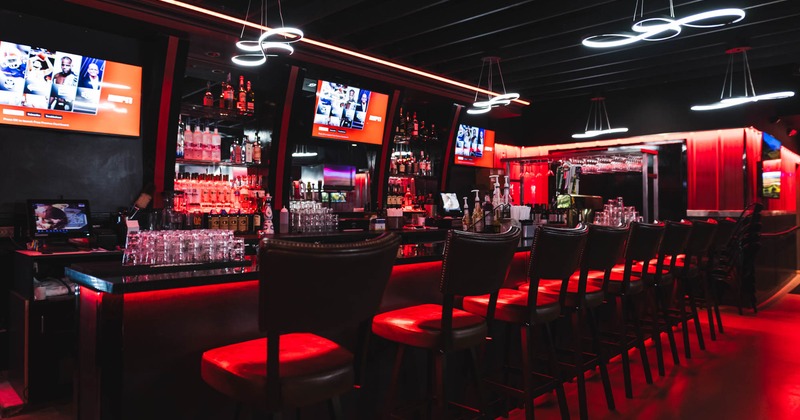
[311,79,389,145]
[0,40,142,136]
[454,123,495,168]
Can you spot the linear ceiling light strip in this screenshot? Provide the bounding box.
[158,0,529,106]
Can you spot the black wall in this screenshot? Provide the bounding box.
[0,6,179,231]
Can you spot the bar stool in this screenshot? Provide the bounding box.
[594,222,663,399]
[200,232,401,419]
[632,220,691,376]
[702,218,737,335]
[371,226,520,419]
[463,225,588,420]
[534,223,628,420]
[665,219,718,357]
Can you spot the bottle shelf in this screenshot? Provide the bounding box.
[175,158,264,168]
[389,174,438,181]
[180,103,253,126]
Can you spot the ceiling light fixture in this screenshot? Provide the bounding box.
[466,56,520,115]
[156,1,530,107]
[231,0,303,67]
[582,1,745,48]
[691,47,795,111]
[291,144,317,158]
[572,96,629,139]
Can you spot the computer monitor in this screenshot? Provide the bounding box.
[27,199,92,240]
[438,192,462,217]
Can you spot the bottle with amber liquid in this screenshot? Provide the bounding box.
[237,75,246,114]
[246,80,255,116]
[203,81,214,107]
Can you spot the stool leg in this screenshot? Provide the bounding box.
[328,397,343,420]
[543,323,570,420]
[572,309,588,420]
[384,344,406,419]
[629,296,653,385]
[703,275,717,341]
[677,281,692,359]
[617,298,633,399]
[519,324,536,420]
[586,306,614,411]
[687,285,706,351]
[648,287,666,377]
[433,351,447,420]
[469,346,489,418]
[657,283,680,366]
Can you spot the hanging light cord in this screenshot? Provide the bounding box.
[633,0,675,20]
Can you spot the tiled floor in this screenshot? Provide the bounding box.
[2,294,800,419]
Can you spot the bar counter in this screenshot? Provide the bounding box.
[65,229,530,419]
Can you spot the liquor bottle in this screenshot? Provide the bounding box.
[246,80,255,116]
[233,137,243,164]
[244,135,253,164]
[211,128,221,162]
[263,194,274,234]
[405,111,415,140]
[396,107,406,138]
[202,126,212,161]
[219,77,227,109]
[252,197,262,232]
[237,75,246,114]
[183,123,194,160]
[223,73,235,110]
[176,115,184,159]
[411,112,419,140]
[419,120,427,142]
[429,123,439,142]
[193,125,202,160]
[253,133,262,164]
[203,81,214,107]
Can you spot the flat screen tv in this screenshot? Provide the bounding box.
[0,40,142,137]
[454,123,495,168]
[27,199,92,239]
[311,80,389,145]
[761,159,781,199]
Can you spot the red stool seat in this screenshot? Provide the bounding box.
[372,303,488,350]
[594,265,645,295]
[521,272,606,308]
[463,288,561,324]
[201,333,354,410]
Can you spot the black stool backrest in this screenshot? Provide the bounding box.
[440,226,521,296]
[582,224,629,271]
[527,225,588,310]
[577,224,628,298]
[617,222,665,293]
[258,232,400,333]
[440,226,521,350]
[709,218,737,257]
[659,221,693,273]
[684,220,718,263]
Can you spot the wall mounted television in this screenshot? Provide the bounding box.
[311,80,389,145]
[0,40,142,137]
[454,123,495,168]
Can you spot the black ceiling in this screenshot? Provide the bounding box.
[82,0,800,107]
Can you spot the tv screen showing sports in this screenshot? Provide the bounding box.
[28,199,92,238]
[0,40,142,137]
[311,80,389,145]
[454,123,495,168]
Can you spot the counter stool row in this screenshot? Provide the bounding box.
[198,218,730,419]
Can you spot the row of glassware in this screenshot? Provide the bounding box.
[122,229,245,266]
